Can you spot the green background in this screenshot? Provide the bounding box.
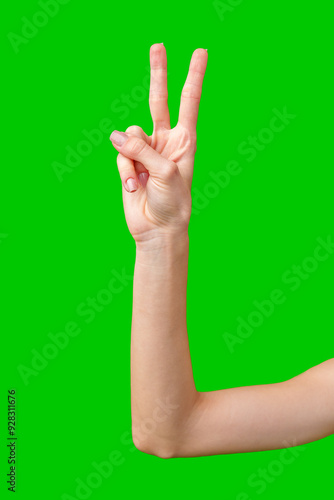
[2,0,333,498]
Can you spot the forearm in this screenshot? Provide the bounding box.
[130,232,198,457]
[130,232,334,459]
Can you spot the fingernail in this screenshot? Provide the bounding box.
[110,130,128,146]
[125,178,138,192]
[138,172,149,187]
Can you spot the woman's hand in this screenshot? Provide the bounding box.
[110,44,208,244]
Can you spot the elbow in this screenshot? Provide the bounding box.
[132,431,178,459]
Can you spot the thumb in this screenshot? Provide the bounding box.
[110,130,177,181]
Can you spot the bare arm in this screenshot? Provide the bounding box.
[110,44,334,458]
[132,233,334,458]
[131,234,196,458]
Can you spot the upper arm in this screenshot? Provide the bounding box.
[174,359,334,457]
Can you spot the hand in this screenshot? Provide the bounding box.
[110,44,208,243]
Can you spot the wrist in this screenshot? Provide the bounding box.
[135,228,189,252]
[135,230,189,266]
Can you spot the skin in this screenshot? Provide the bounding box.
[109,44,334,458]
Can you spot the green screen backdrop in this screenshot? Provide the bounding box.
[2,0,333,499]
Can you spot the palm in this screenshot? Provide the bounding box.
[149,125,196,186]
[117,45,208,238]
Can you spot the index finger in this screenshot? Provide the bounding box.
[178,49,208,132]
[149,44,170,130]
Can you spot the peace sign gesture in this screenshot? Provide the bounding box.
[110,44,208,243]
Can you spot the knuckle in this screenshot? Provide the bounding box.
[181,83,201,101]
[149,92,168,101]
[181,92,201,102]
[116,153,134,176]
[116,152,123,167]
[127,138,147,157]
[162,160,178,180]
[125,125,143,135]
[116,152,127,167]
[191,135,197,153]
[176,126,197,153]
[116,159,134,178]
